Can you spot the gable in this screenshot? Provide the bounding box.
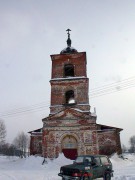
[42,108,90,121]
[42,108,96,128]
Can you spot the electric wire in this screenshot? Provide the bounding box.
[89,79,135,97]
[2,101,50,113]
[1,77,135,117]
[90,83,135,99]
[0,105,50,117]
[0,76,135,118]
[0,102,50,118]
[90,76,135,91]
[89,76,135,95]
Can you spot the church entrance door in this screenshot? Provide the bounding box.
[61,135,78,160]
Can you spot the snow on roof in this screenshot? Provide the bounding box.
[51,76,87,81]
[91,112,97,117]
[28,128,42,134]
[71,108,90,113]
[97,124,123,131]
[77,104,90,106]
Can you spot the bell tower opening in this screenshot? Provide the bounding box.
[65,90,75,104]
[64,64,74,77]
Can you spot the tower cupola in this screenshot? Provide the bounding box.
[60,29,78,54]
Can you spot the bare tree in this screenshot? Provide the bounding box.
[13,131,29,158]
[0,143,17,156]
[0,119,6,146]
[129,135,135,153]
[122,144,127,153]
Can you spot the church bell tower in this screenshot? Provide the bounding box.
[50,29,90,115]
[42,29,98,159]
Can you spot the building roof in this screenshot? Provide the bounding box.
[97,123,123,132]
[28,128,42,134]
[28,123,123,135]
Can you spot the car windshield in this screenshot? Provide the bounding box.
[75,156,84,163]
[75,156,92,163]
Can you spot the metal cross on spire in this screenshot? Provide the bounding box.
[66,29,71,47]
[66,29,71,37]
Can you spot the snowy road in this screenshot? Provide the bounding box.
[0,154,135,180]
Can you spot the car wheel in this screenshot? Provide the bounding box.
[104,172,111,180]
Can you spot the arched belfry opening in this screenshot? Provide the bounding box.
[64,64,74,77]
[65,90,75,104]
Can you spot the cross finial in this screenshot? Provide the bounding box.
[66,29,71,47]
[66,29,71,37]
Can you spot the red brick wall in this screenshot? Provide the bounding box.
[50,79,89,105]
[51,52,87,79]
[49,52,89,114]
[97,130,122,155]
[30,134,42,155]
[42,109,98,159]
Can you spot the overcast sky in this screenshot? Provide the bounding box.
[0,0,135,147]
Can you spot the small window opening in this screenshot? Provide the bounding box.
[65,90,75,104]
[64,64,74,77]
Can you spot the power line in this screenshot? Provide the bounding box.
[0,105,50,117]
[2,76,135,115]
[90,83,135,99]
[90,77,135,97]
[0,76,135,118]
[0,101,50,118]
[90,76,135,91]
[2,101,50,113]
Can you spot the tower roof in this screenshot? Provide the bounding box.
[60,29,78,54]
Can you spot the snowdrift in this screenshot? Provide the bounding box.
[0,153,135,180]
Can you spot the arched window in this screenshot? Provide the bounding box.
[64,64,74,77]
[62,135,77,149]
[65,90,75,104]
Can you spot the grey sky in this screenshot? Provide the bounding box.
[0,0,135,147]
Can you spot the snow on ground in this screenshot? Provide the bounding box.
[111,153,135,179]
[0,153,135,180]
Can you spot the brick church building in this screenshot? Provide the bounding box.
[28,30,122,160]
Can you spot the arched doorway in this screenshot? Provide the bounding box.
[61,135,78,160]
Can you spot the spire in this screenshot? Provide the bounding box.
[60,29,78,54]
[66,29,71,47]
